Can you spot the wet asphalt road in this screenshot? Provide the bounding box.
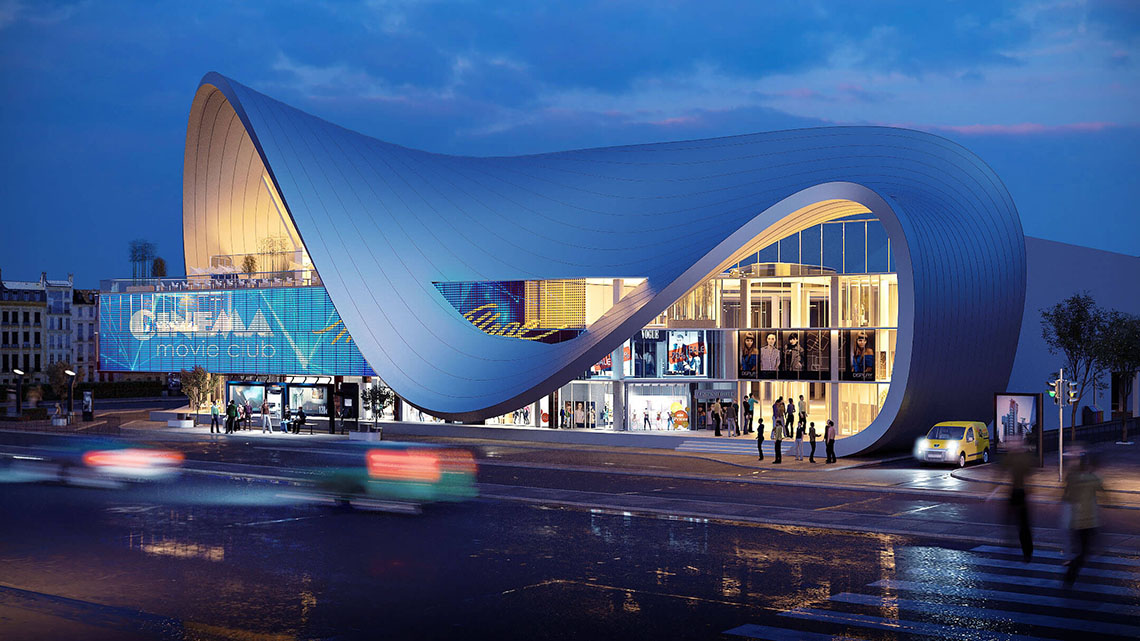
[3,475,1139,641]
[3,426,1140,640]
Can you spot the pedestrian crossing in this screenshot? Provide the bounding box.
[676,438,804,457]
[725,544,1140,640]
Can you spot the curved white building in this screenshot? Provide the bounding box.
[86,71,1062,456]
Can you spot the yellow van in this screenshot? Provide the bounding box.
[913,421,991,467]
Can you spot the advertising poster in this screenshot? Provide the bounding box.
[666,330,705,376]
[758,331,781,379]
[842,330,876,381]
[779,330,806,379]
[99,287,376,376]
[802,329,831,381]
[229,383,265,409]
[633,329,664,378]
[289,385,329,416]
[738,330,758,379]
[995,394,1038,444]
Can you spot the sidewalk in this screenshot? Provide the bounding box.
[952,442,1140,496]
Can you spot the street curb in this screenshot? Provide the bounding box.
[950,467,1140,497]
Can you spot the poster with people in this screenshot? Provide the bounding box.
[666,330,705,376]
[738,331,758,379]
[779,331,805,379]
[842,330,876,381]
[758,331,780,379]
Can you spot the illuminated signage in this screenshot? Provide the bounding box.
[99,287,375,376]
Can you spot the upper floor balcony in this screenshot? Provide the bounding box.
[100,268,322,294]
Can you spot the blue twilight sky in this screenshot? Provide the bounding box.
[1,0,1137,288]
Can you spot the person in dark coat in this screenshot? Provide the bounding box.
[772,415,784,464]
[225,400,238,434]
[825,420,837,463]
[808,422,818,463]
[756,418,765,461]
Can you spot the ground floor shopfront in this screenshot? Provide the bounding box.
[397,378,888,442]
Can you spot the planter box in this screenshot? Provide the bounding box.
[348,430,383,442]
[51,418,68,427]
[167,419,195,428]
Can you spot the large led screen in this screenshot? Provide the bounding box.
[99,287,376,376]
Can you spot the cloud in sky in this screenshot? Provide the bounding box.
[0,0,1137,286]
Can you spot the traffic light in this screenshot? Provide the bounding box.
[1047,378,1060,405]
[1066,380,1079,406]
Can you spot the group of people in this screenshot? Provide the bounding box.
[208,399,306,435]
[751,394,838,465]
[1001,444,1105,587]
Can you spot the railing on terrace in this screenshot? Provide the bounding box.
[1036,416,1138,453]
[100,270,323,293]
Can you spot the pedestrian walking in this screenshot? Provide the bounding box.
[794,420,805,461]
[1000,441,1035,562]
[824,419,837,463]
[225,400,238,434]
[772,414,784,464]
[797,394,807,433]
[260,400,272,433]
[756,418,765,461]
[808,422,818,463]
[785,398,795,437]
[209,401,221,434]
[712,400,723,437]
[743,394,754,434]
[1063,453,1104,586]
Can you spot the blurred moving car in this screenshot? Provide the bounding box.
[311,442,478,511]
[3,437,184,487]
[913,421,991,467]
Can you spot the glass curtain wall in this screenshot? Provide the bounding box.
[573,214,898,438]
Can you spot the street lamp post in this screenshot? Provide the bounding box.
[64,369,76,421]
[12,368,25,418]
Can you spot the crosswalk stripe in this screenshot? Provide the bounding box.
[723,623,859,640]
[832,591,1140,638]
[870,579,1140,617]
[781,607,1047,641]
[905,568,1139,598]
[971,545,1140,568]
[977,555,1136,580]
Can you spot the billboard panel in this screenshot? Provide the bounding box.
[99,287,376,376]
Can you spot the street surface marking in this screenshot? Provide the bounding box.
[904,568,1140,597]
[971,544,1140,568]
[781,607,1048,641]
[870,578,1140,617]
[977,555,1137,580]
[724,623,860,640]
[832,591,1140,637]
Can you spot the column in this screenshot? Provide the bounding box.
[611,278,626,430]
[830,275,841,430]
[741,277,751,328]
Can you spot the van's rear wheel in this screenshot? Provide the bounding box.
[958,452,967,468]
[982,448,990,464]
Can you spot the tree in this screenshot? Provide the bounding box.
[1041,293,1105,435]
[47,360,74,400]
[360,383,395,431]
[241,254,257,275]
[129,239,156,280]
[152,256,167,278]
[181,366,211,423]
[1096,311,1140,436]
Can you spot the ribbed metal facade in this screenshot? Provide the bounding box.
[185,72,1026,454]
